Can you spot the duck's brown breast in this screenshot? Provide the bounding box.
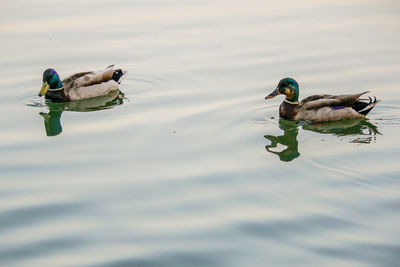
[279,101,298,120]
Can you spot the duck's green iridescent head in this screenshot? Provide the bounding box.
[266,78,299,102]
[38,69,63,96]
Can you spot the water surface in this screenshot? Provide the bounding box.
[1,0,400,266]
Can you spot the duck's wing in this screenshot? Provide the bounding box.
[299,94,331,106]
[62,65,115,91]
[300,92,368,110]
[67,80,120,101]
[62,72,92,90]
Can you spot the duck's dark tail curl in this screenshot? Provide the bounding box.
[112,69,127,84]
[352,96,379,115]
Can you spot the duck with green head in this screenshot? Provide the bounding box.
[39,65,126,102]
[266,78,379,123]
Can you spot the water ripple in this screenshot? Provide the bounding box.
[0,201,91,233]
[237,214,360,240]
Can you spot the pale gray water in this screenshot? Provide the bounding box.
[1,0,400,266]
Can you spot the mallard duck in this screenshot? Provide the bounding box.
[38,65,126,102]
[266,78,379,122]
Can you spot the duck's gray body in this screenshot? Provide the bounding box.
[39,65,126,102]
[267,78,379,123]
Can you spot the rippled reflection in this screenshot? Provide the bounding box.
[265,119,380,162]
[39,90,124,136]
[302,119,381,143]
[265,120,300,162]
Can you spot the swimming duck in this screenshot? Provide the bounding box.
[266,78,379,123]
[38,65,126,102]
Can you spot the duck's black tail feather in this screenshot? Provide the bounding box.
[352,96,380,115]
[112,69,127,84]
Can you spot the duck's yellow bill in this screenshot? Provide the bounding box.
[39,82,49,96]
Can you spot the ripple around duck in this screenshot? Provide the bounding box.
[371,104,400,125]
[23,96,45,108]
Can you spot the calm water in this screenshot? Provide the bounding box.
[1,0,400,266]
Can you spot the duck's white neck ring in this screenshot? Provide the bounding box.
[284,99,299,104]
[48,87,64,92]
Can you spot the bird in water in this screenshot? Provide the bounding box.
[38,65,126,102]
[266,78,379,123]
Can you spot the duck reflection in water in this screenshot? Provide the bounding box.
[265,120,300,162]
[265,119,380,162]
[39,90,125,136]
